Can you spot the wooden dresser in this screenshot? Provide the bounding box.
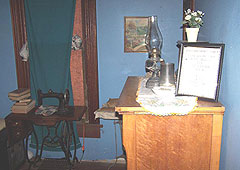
[115,76,224,170]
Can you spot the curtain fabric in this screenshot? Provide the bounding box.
[24,0,80,151]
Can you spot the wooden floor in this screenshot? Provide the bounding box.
[19,158,126,170]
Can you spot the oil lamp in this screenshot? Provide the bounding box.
[145,16,164,88]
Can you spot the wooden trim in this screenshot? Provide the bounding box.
[123,115,136,170]
[76,122,103,138]
[81,0,99,124]
[210,114,223,170]
[9,0,30,89]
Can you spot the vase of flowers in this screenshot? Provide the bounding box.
[182,9,204,42]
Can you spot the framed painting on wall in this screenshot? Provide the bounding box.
[124,16,149,53]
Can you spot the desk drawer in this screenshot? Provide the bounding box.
[5,119,32,146]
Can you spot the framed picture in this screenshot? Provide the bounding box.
[176,42,225,101]
[124,16,149,53]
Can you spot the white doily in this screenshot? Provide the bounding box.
[136,78,197,116]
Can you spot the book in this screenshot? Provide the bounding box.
[19,98,32,103]
[11,100,36,114]
[8,92,31,101]
[14,99,32,106]
[8,88,30,97]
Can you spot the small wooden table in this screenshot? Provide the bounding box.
[115,76,224,170]
[5,106,86,169]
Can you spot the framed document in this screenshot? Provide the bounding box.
[176,42,225,101]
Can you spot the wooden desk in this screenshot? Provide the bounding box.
[5,106,86,168]
[115,76,224,170]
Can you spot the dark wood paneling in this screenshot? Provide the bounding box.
[77,122,103,138]
[81,0,99,124]
[183,0,195,11]
[9,0,30,88]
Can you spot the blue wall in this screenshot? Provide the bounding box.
[0,0,17,118]
[95,0,182,160]
[97,0,181,103]
[196,0,240,169]
[0,0,182,160]
[2,0,239,166]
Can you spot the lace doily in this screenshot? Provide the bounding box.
[136,78,197,116]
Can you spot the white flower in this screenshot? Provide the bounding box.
[187,9,191,14]
[185,9,191,15]
[182,9,204,28]
[192,12,197,16]
[195,17,202,22]
[185,15,191,20]
[197,10,203,15]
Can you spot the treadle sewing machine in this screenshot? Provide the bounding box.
[5,88,87,170]
[37,89,71,115]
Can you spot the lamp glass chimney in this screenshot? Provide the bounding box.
[146,16,163,57]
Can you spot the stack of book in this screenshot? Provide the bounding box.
[8,88,35,114]
[8,88,31,101]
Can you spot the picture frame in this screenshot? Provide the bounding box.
[124,16,149,53]
[176,42,225,101]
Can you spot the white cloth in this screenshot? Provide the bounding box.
[94,107,119,120]
[19,42,29,62]
[94,98,120,120]
[136,78,197,116]
[35,105,58,116]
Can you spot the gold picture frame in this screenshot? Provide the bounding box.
[124,16,149,53]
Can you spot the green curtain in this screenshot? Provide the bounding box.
[24,0,80,151]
